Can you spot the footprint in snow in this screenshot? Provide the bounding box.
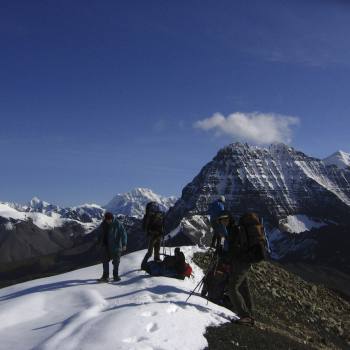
[146,322,159,333]
[166,304,179,314]
[141,311,158,317]
[122,336,149,344]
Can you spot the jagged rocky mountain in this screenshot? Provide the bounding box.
[104,187,177,218]
[166,143,350,271]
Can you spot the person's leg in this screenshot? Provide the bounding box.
[154,236,161,261]
[100,246,110,279]
[112,252,121,281]
[228,262,252,318]
[239,276,254,315]
[141,237,154,269]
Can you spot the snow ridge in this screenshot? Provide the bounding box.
[0,248,234,350]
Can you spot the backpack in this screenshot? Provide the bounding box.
[203,262,230,304]
[237,213,268,263]
[142,202,164,234]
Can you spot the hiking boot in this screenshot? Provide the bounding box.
[231,316,255,326]
[113,276,121,282]
[98,276,109,283]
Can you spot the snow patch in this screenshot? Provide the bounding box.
[4,221,14,231]
[279,215,327,234]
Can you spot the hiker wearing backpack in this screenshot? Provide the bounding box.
[218,212,267,326]
[208,195,226,250]
[97,212,128,282]
[141,202,165,269]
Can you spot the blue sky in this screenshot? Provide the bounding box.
[1,0,350,206]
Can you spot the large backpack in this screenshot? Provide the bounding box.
[142,202,164,234]
[237,213,268,263]
[202,261,230,304]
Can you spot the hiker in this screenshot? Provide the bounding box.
[97,212,127,282]
[200,211,232,305]
[141,202,165,268]
[163,247,187,275]
[144,247,192,280]
[219,212,267,325]
[208,195,226,250]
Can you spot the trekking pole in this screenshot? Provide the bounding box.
[185,251,218,303]
[185,276,206,303]
[261,217,271,254]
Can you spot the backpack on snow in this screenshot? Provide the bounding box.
[237,213,268,263]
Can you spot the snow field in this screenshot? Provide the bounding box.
[279,215,327,234]
[0,247,235,350]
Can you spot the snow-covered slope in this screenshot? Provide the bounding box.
[279,215,327,234]
[104,188,177,218]
[0,247,234,350]
[323,150,350,169]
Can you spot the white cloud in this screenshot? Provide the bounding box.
[194,112,299,144]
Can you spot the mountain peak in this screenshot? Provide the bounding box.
[323,150,350,169]
[104,188,177,218]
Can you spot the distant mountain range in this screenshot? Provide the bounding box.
[0,188,177,273]
[1,188,176,229]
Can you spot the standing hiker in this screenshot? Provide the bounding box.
[218,212,267,325]
[208,195,226,250]
[97,212,127,282]
[141,202,165,269]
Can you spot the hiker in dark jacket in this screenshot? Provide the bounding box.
[208,196,226,250]
[141,202,164,268]
[218,212,254,325]
[97,212,127,282]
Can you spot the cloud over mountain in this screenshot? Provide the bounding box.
[194,112,299,144]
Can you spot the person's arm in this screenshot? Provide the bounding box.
[120,222,127,250]
[142,213,150,232]
[96,222,105,244]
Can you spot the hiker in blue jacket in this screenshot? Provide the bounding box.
[208,195,226,250]
[97,212,127,282]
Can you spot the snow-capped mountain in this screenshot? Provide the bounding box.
[323,150,350,169]
[104,187,177,218]
[166,142,350,264]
